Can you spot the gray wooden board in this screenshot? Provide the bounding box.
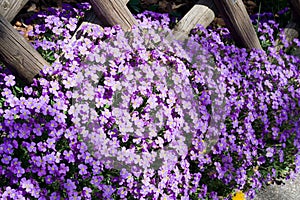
[173,0,216,40]
[90,0,137,31]
[0,0,29,22]
[0,14,48,83]
[213,0,262,49]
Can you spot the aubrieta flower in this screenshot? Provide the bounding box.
[78,164,88,175]
[0,2,299,200]
[4,75,15,87]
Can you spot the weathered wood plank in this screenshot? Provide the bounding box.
[173,0,216,40]
[0,0,29,22]
[90,0,137,31]
[0,14,48,83]
[213,0,262,50]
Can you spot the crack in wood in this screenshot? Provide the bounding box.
[0,28,5,38]
[13,51,25,67]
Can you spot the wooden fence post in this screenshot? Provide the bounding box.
[90,0,137,31]
[173,0,216,40]
[0,14,48,83]
[0,0,29,22]
[213,0,262,50]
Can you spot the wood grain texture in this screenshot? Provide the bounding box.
[90,0,137,31]
[173,0,216,40]
[214,0,262,50]
[0,14,48,83]
[0,0,28,22]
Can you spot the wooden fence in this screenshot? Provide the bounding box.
[0,0,299,83]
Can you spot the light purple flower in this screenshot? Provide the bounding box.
[4,75,15,87]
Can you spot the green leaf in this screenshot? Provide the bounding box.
[14,86,23,93]
[131,5,141,13]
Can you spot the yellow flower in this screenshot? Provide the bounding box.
[232,191,246,200]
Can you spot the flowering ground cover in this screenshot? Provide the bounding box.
[0,2,300,200]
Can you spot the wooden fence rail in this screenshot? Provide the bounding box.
[173,0,216,40]
[0,0,29,22]
[90,0,137,31]
[0,14,48,82]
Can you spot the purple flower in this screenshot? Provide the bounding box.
[0,6,298,200]
[20,178,34,193]
[45,153,56,164]
[63,150,75,163]
[46,138,56,149]
[4,75,15,87]
[15,166,25,178]
[59,163,69,176]
[31,156,44,167]
[82,187,92,199]
[45,175,54,184]
[102,185,116,199]
[69,191,82,200]
[37,142,47,152]
[90,176,103,188]
[78,164,88,175]
[48,164,58,175]
[266,147,275,158]
[66,18,78,31]
[37,168,47,176]
[50,192,61,200]
[27,142,37,153]
[1,155,11,165]
[64,179,76,192]
[33,124,43,136]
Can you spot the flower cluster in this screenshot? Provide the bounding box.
[0,2,299,200]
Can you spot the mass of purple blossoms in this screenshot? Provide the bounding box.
[0,2,299,200]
